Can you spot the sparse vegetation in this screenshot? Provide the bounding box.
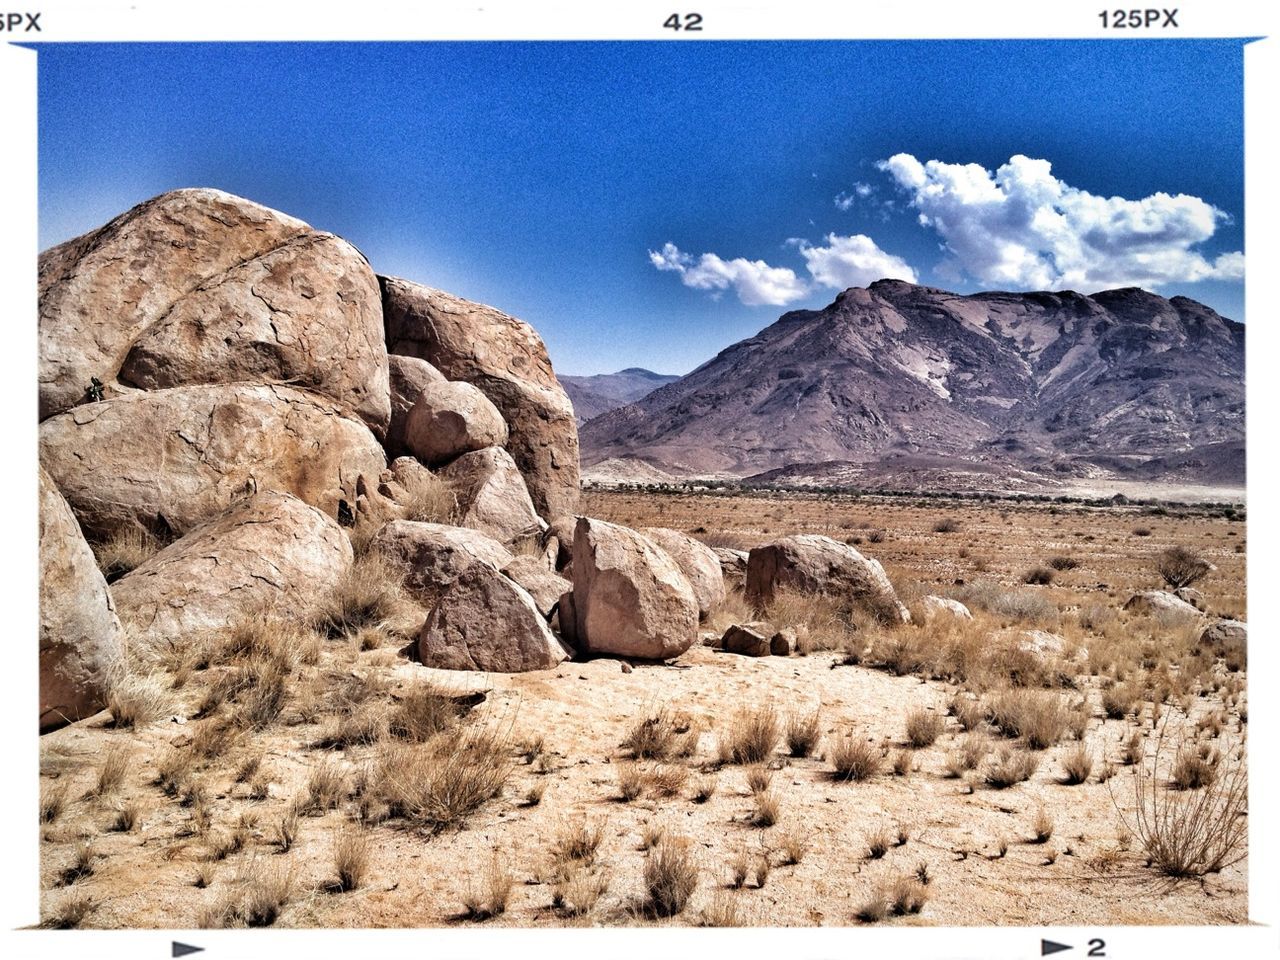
[644,837,699,917]
[719,703,780,765]
[1156,546,1212,589]
[830,732,882,782]
[904,707,943,748]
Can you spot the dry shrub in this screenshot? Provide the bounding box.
[41,781,69,824]
[275,806,299,852]
[867,825,892,859]
[312,552,406,639]
[869,633,928,677]
[376,724,513,832]
[950,695,987,732]
[1101,683,1138,720]
[1172,749,1219,790]
[933,518,960,533]
[700,890,742,927]
[765,590,859,653]
[386,687,465,742]
[553,866,609,917]
[105,669,169,728]
[1048,556,1079,571]
[1032,806,1055,843]
[41,891,95,929]
[887,876,929,915]
[690,773,718,804]
[745,764,773,794]
[984,747,1039,789]
[944,735,987,778]
[59,842,96,886]
[463,858,515,921]
[785,708,821,757]
[1156,546,1212,590]
[952,582,1058,626]
[622,705,685,760]
[855,887,888,923]
[332,824,371,892]
[1112,725,1247,877]
[299,759,349,815]
[398,469,460,524]
[616,762,645,802]
[644,836,699,917]
[91,524,163,582]
[647,764,689,798]
[311,704,390,750]
[110,800,141,833]
[1023,566,1055,586]
[904,707,943,748]
[552,819,603,865]
[200,860,296,928]
[751,789,781,827]
[718,703,780,765]
[90,743,131,798]
[985,688,1068,749]
[1060,742,1094,785]
[830,731,882,782]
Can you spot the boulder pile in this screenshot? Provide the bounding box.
[34,188,911,731]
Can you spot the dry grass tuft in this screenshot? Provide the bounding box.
[718,703,781,765]
[751,789,781,827]
[552,819,604,865]
[829,731,883,782]
[785,708,822,757]
[616,762,645,802]
[552,867,610,917]
[777,829,810,864]
[462,858,515,921]
[984,747,1039,789]
[1060,743,1094,785]
[621,705,686,760]
[41,892,95,929]
[1032,806,1055,843]
[644,837,699,917]
[376,723,513,832]
[986,689,1068,750]
[332,824,371,892]
[41,780,69,824]
[398,469,460,524]
[311,552,406,639]
[690,773,718,804]
[904,707,943,748]
[700,890,742,927]
[105,669,170,728]
[91,524,163,582]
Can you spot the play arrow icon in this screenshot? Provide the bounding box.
[1041,940,1072,956]
[172,943,204,958]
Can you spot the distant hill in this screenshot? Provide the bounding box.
[559,367,680,424]
[580,281,1244,493]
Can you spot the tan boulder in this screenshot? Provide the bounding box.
[381,277,580,520]
[745,534,909,624]
[112,491,352,652]
[387,355,446,457]
[571,518,699,660]
[117,232,390,436]
[921,595,973,620]
[39,188,311,420]
[721,622,772,657]
[547,516,577,571]
[438,446,544,545]
[1198,619,1246,659]
[404,380,508,466]
[370,520,512,603]
[714,548,749,589]
[39,383,385,538]
[1175,587,1208,612]
[642,527,726,620]
[770,628,797,656]
[1124,590,1203,620]
[39,468,125,731]
[417,562,571,672]
[501,555,572,618]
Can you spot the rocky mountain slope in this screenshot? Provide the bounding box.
[580,280,1245,490]
[560,368,679,424]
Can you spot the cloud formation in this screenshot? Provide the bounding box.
[648,242,808,306]
[794,233,918,288]
[650,232,914,306]
[879,153,1244,290]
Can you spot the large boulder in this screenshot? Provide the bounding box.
[571,518,699,660]
[116,231,390,437]
[386,355,446,458]
[381,278,580,520]
[1198,619,1247,656]
[720,622,772,657]
[417,562,571,672]
[1124,590,1204,620]
[39,468,125,731]
[39,383,385,538]
[370,520,512,603]
[745,534,909,624]
[642,527,726,620]
[501,555,572,618]
[403,380,508,466]
[112,491,352,652]
[714,548,749,589]
[438,446,544,545]
[921,595,973,620]
[40,189,309,420]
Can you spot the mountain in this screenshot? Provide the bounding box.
[580,281,1245,493]
[559,368,681,424]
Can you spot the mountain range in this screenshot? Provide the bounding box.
[577,280,1244,494]
[560,368,680,424]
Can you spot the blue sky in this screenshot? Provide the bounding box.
[36,40,1246,376]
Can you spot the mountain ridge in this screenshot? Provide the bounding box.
[579,280,1244,491]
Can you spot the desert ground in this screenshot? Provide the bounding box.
[38,488,1247,929]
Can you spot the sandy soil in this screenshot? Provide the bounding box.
[37,492,1248,929]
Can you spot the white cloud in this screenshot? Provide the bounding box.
[648,242,809,306]
[878,153,1244,290]
[794,233,918,287]
[834,181,878,212]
